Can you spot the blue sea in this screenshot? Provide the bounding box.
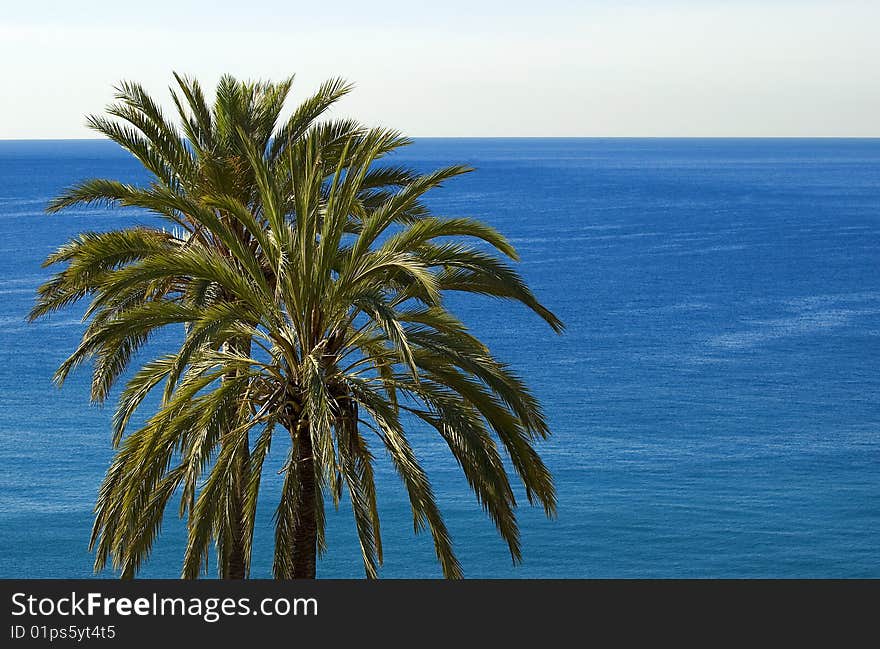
[1,138,878,578]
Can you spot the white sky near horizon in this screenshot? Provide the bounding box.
[0,0,878,138]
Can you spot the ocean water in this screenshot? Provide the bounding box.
[0,138,878,578]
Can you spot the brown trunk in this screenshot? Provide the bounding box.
[291,421,318,579]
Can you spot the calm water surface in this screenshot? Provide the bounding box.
[0,138,878,577]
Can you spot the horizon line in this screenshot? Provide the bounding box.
[1,135,880,142]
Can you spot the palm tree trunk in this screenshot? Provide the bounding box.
[291,420,318,579]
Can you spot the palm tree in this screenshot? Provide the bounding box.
[34,76,563,579]
[30,74,424,578]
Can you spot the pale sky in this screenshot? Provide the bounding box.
[1,0,878,138]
